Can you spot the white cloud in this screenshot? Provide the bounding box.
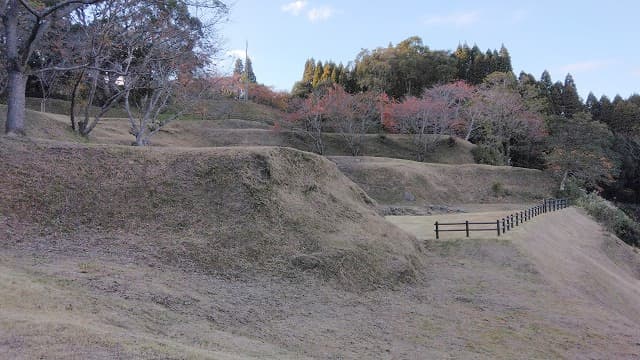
[226,49,246,59]
[558,60,614,74]
[423,11,479,27]
[281,1,307,16]
[307,6,334,22]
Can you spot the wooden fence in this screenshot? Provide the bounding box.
[434,198,569,239]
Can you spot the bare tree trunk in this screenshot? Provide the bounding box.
[3,0,26,135]
[69,72,84,131]
[559,170,569,191]
[5,70,26,135]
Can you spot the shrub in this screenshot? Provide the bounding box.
[577,193,640,247]
[471,145,503,165]
[553,178,585,201]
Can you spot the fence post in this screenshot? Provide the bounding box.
[502,218,506,233]
[516,213,519,226]
[465,221,469,237]
[435,221,439,240]
[511,214,515,227]
[497,220,501,236]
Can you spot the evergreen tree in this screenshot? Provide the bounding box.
[585,92,600,118]
[550,81,564,116]
[302,58,316,84]
[312,61,324,87]
[561,73,583,117]
[453,43,471,80]
[497,44,513,73]
[330,66,339,83]
[599,95,614,124]
[233,58,244,77]
[245,57,257,83]
[321,62,333,82]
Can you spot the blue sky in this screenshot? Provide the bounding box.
[219,0,640,99]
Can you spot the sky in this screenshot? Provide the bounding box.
[217,0,640,99]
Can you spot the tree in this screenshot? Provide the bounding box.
[1,0,228,136]
[302,58,315,84]
[474,74,546,165]
[288,87,328,154]
[117,0,226,145]
[561,73,583,117]
[233,58,244,76]
[323,84,380,156]
[312,61,323,88]
[245,57,256,83]
[585,92,600,116]
[496,44,512,73]
[1,0,105,135]
[546,112,620,191]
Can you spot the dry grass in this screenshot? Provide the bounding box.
[332,156,555,206]
[3,208,640,358]
[0,137,421,289]
[2,105,477,163]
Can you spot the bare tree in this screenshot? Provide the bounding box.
[1,0,103,135]
[289,91,327,155]
[323,85,380,156]
[1,0,227,136]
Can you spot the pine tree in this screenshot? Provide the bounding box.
[550,81,564,116]
[599,95,614,125]
[233,59,244,77]
[330,66,339,83]
[302,58,316,84]
[539,70,553,94]
[321,62,333,82]
[562,74,583,117]
[585,92,600,118]
[497,44,513,73]
[245,57,257,83]
[312,61,324,87]
[453,43,471,80]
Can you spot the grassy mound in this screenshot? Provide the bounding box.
[5,101,477,163]
[332,156,554,206]
[0,138,421,288]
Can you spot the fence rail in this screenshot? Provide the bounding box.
[434,198,569,239]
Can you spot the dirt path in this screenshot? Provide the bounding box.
[387,209,520,240]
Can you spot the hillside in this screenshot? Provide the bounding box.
[388,207,640,358]
[1,103,477,163]
[332,156,555,210]
[0,138,421,288]
[2,101,639,359]
[2,145,639,358]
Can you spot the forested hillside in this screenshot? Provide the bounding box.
[290,36,640,212]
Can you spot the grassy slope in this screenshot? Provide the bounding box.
[332,156,554,206]
[3,100,636,358]
[2,195,639,358]
[6,101,477,163]
[0,138,421,287]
